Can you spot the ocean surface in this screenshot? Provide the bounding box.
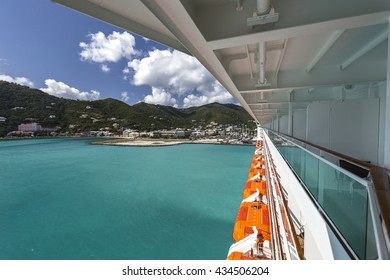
[0,138,254,260]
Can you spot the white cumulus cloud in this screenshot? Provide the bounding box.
[183,81,233,108]
[127,49,213,94]
[125,49,234,107]
[182,94,208,108]
[121,91,129,102]
[0,74,34,87]
[40,79,100,101]
[143,87,178,107]
[100,64,110,73]
[79,31,138,64]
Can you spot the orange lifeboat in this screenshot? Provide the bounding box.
[232,201,270,242]
[227,139,273,261]
[247,166,265,179]
[250,155,264,168]
[243,179,267,199]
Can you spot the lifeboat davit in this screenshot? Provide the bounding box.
[227,251,257,260]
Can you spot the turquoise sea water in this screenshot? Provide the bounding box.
[0,138,253,260]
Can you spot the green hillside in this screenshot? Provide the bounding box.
[0,81,255,136]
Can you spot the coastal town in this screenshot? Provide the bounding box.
[1,117,256,146]
[0,81,256,144]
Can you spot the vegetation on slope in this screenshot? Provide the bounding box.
[0,81,255,136]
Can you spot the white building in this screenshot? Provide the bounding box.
[18,123,42,132]
[123,129,140,138]
[175,129,191,137]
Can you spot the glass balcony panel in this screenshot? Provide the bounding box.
[319,160,368,259]
[268,132,378,259]
[303,152,319,200]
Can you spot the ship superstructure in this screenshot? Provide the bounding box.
[52,0,390,259]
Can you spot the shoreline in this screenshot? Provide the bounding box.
[91,138,255,147]
[0,136,255,147]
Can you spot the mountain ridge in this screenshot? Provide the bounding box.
[0,81,254,136]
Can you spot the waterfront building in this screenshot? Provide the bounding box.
[18,122,42,132]
[175,129,191,138]
[123,129,140,138]
[160,130,176,137]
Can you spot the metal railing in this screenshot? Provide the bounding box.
[266,129,390,259]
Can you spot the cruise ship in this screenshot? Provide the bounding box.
[52,0,390,260]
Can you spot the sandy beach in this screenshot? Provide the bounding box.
[91,138,222,147]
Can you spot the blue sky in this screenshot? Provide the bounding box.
[0,0,236,108]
